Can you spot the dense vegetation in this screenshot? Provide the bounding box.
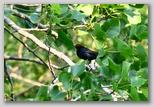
[4,4,148,101]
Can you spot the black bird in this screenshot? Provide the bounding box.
[75,44,98,62]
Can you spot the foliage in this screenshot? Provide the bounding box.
[4,4,148,101]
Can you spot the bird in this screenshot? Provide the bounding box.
[74,44,98,62]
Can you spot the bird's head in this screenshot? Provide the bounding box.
[74,44,85,49]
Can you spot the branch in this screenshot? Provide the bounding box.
[4,55,69,70]
[5,8,58,38]
[101,84,117,101]
[10,73,45,87]
[4,59,14,101]
[4,16,75,66]
[71,89,91,101]
[6,73,52,101]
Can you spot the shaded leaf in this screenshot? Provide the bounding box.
[117,39,133,58]
[101,18,120,37]
[59,72,72,89]
[131,76,147,87]
[121,61,131,80]
[30,13,38,24]
[57,31,74,50]
[71,62,85,77]
[50,85,67,101]
[70,10,85,21]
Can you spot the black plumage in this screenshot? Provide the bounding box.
[75,44,98,62]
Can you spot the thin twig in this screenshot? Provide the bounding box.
[4,16,75,66]
[4,59,14,101]
[5,8,58,38]
[4,26,49,69]
[15,4,40,7]
[21,24,87,31]
[10,73,45,87]
[4,55,69,70]
[6,74,52,101]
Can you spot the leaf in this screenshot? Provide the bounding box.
[130,24,137,37]
[82,75,92,90]
[136,32,148,39]
[77,4,94,16]
[50,85,67,101]
[35,86,48,101]
[72,80,82,91]
[130,86,140,101]
[60,4,68,14]
[70,10,85,21]
[71,62,85,77]
[124,11,141,25]
[59,72,72,89]
[108,57,121,73]
[121,61,131,80]
[30,13,38,24]
[52,15,60,24]
[57,31,74,50]
[131,76,147,87]
[94,23,106,39]
[101,18,120,37]
[117,39,133,58]
[51,4,61,15]
[136,25,148,39]
[136,43,147,62]
[99,65,110,78]
[93,39,104,50]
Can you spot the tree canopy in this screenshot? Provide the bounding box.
[4,4,148,101]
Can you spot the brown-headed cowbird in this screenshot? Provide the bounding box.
[75,44,98,62]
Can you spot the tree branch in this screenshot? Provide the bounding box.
[5,8,58,38]
[4,16,75,66]
[4,59,14,101]
[4,55,69,70]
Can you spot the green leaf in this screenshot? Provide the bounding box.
[130,24,137,37]
[70,10,85,21]
[121,61,131,80]
[50,85,67,101]
[108,57,121,73]
[117,39,133,58]
[99,65,110,78]
[59,72,72,89]
[52,15,60,24]
[101,18,120,37]
[4,82,11,96]
[93,38,104,50]
[51,4,61,15]
[77,4,94,16]
[100,94,112,101]
[136,43,147,62]
[131,76,147,87]
[82,75,92,90]
[60,4,68,14]
[30,13,38,24]
[124,12,141,25]
[57,31,74,50]
[94,23,106,39]
[35,86,48,101]
[142,68,148,79]
[136,25,148,34]
[71,62,85,77]
[130,86,140,101]
[136,25,148,39]
[72,80,82,91]
[136,32,148,39]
